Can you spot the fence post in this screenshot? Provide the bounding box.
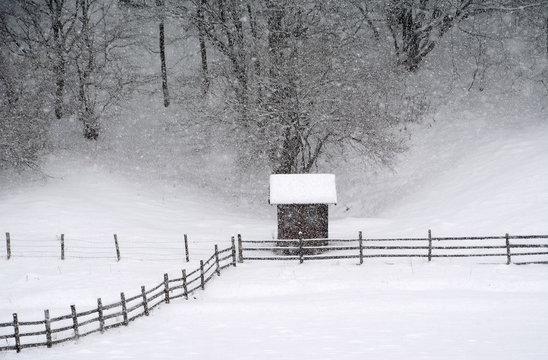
[97,298,104,333]
[164,273,170,304]
[505,233,512,265]
[13,313,20,353]
[120,292,128,325]
[61,234,65,260]
[299,232,304,264]
[70,305,79,339]
[184,234,190,263]
[141,286,149,316]
[359,231,363,265]
[44,309,52,348]
[114,234,121,262]
[215,245,220,276]
[200,260,205,290]
[238,234,243,263]
[5,232,11,260]
[182,269,188,300]
[231,236,237,266]
[428,229,432,262]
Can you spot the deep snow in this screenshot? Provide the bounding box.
[2,262,548,360]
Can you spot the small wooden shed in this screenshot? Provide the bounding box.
[269,174,337,250]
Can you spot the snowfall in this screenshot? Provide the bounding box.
[1,92,548,359]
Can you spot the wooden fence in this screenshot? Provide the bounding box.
[3,232,217,262]
[0,240,237,352]
[3,231,547,352]
[237,232,548,265]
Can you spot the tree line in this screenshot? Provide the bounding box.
[1,0,546,174]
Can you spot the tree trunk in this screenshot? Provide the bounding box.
[157,0,170,107]
[247,4,261,93]
[53,56,65,119]
[266,2,305,174]
[79,0,99,140]
[51,0,66,119]
[197,0,209,94]
[223,0,249,125]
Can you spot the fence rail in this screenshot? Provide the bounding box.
[238,231,548,265]
[0,238,238,353]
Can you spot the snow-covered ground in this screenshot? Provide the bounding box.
[3,262,548,360]
[1,93,547,358]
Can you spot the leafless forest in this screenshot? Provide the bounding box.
[1,1,546,178]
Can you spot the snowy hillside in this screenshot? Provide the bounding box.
[337,91,548,236]
[1,87,548,360]
[1,96,548,358]
[3,91,546,241]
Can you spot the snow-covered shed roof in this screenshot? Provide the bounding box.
[269,174,337,205]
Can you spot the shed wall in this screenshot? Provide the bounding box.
[277,204,328,240]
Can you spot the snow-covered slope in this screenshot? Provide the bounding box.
[382,122,548,234]
[2,92,546,241]
[0,157,274,244]
[333,120,548,238]
[334,91,548,237]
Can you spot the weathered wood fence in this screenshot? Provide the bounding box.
[238,232,548,265]
[0,240,237,352]
[3,232,211,262]
[2,231,547,352]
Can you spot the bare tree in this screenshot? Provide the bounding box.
[0,51,49,170]
[188,0,404,174]
[71,0,138,139]
[1,0,79,119]
[1,0,136,141]
[384,0,473,72]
